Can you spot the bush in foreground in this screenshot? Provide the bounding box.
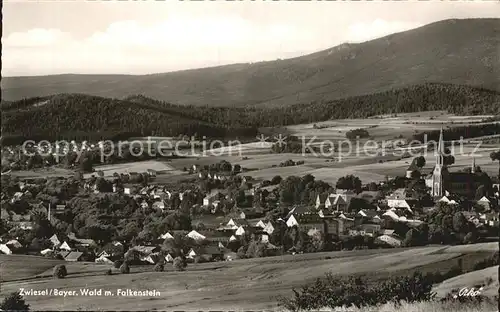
[277,271,434,311]
[153,263,164,272]
[113,260,123,269]
[173,257,187,271]
[0,291,30,311]
[119,262,130,274]
[52,264,67,279]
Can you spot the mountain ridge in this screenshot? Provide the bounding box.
[2,18,499,107]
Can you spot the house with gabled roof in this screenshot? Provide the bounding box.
[375,233,402,247]
[325,194,346,211]
[286,215,299,227]
[141,253,161,264]
[224,218,249,229]
[0,244,14,254]
[159,232,174,240]
[476,196,492,212]
[263,221,275,235]
[235,226,246,236]
[315,194,329,208]
[186,230,206,241]
[40,248,53,256]
[59,241,72,251]
[67,233,96,248]
[357,209,380,222]
[349,224,381,237]
[1,239,23,254]
[49,234,61,247]
[255,220,266,229]
[65,251,84,262]
[97,242,124,259]
[95,254,113,264]
[187,245,224,261]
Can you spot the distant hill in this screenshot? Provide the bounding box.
[2,18,499,107]
[2,83,499,144]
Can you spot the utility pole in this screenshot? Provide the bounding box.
[48,203,51,222]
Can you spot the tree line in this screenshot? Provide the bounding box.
[2,83,499,144]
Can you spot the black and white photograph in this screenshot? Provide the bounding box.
[1,1,499,311]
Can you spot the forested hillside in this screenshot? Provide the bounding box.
[1,83,499,144]
[0,94,257,144]
[2,19,499,107]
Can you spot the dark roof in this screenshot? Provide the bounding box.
[358,210,379,218]
[226,218,249,227]
[192,245,223,256]
[58,251,71,258]
[65,251,83,261]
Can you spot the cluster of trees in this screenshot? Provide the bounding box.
[277,174,332,207]
[270,136,318,154]
[424,202,481,245]
[345,128,370,140]
[335,175,362,193]
[3,83,499,144]
[277,159,304,167]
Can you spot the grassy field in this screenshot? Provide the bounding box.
[0,243,497,311]
[0,254,65,281]
[84,160,184,179]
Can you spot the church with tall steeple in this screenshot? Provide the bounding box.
[430,128,446,197]
[425,128,481,199]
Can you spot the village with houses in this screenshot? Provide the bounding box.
[1,129,499,271]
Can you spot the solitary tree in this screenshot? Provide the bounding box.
[153,263,164,272]
[53,264,67,279]
[414,156,426,168]
[490,150,500,179]
[120,262,130,274]
[173,256,186,271]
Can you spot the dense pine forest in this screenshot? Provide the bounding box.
[1,83,499,145]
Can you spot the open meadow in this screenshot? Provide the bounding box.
[83,160,185,179]
[0,243,497,311]
[282,111,495,141]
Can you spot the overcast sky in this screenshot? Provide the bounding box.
[2,1,499,76]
